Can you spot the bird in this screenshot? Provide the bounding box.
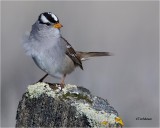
[23,12,112,88]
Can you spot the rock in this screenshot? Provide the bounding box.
[16,82,124,127]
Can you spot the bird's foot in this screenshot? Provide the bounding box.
[60,83,65,89]
[46,82,60,90]
[46,82,65,91]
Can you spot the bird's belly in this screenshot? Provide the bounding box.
[32,52,65,78]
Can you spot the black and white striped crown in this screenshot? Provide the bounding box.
[38,12,59,25]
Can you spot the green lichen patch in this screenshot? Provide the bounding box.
[61,92,92,104]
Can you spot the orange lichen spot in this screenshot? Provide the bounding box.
[115,117,124,126]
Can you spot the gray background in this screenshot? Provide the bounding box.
[1,1,159,127]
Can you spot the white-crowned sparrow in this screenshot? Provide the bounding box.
[24,12,112,88]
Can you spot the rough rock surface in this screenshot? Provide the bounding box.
[16,82,124,127]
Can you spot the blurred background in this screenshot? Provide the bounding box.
[1,1,159,127]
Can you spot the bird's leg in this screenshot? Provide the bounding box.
[38,74,48,82]
[60,74,66,89]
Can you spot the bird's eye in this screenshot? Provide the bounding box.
[46,22,51,26]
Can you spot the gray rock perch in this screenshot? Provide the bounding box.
[16,82,124,127]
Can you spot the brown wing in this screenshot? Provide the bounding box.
[61,37,83,70]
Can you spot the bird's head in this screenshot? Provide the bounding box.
[38,12,63,29]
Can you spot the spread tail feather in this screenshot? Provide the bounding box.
[76,51,113,61]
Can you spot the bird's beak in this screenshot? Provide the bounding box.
[53,23,63,29]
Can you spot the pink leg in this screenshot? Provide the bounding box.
[60,74,66,88]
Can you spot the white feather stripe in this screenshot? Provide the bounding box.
[41,14,50,23]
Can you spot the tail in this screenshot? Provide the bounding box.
[76,51,113,61]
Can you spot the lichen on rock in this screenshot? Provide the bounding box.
[27,82,56,98]
[24,82,124,127]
